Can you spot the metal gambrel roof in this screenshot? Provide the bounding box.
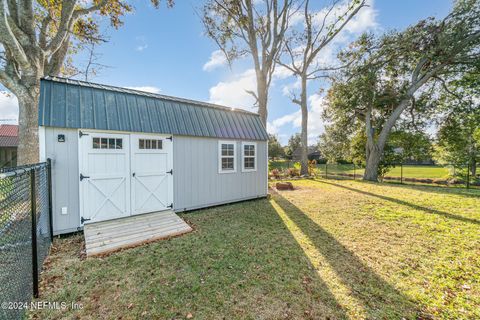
[38,77,268,141]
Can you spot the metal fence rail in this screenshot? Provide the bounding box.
[269,161,480,189]
[0,160,53,320]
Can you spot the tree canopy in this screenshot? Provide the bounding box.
[322,0,480,181]
[0,0,171,163]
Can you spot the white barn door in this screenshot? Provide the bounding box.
[131,134,173,215]
[79,132,131,224]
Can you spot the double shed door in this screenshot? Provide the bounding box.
[79,132,173,224]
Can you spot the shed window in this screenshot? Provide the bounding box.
[242,142,256,172]
[219,141,236,173]
[139,139,163,150]
[93,137,123,149]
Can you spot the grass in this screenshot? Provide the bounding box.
[270,160,453,179]
[31,179,480,319]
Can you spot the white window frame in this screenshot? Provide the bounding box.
[218,141,237,173]
[242,141,257,172]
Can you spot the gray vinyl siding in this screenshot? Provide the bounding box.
[43,128,267,235]
[43,127,81,235]
[173,136,268,211]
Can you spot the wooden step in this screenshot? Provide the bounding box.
[84,210,192,256]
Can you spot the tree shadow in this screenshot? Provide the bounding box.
[271,194,420,319]
[315,180,480,226]
[325,176,480,199]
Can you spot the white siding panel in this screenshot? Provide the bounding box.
[44,127,81,234]
[173,136,268,211]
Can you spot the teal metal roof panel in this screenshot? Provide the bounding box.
[39,77,268,140]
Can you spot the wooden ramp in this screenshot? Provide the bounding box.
[84,210,192,256]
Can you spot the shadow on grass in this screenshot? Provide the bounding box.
[321,176,480,199]
[314,180,480,226]
[271,194,419,319]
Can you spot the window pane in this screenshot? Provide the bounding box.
[108,138,116,149]
[221,157,234,170]
[222,144,234,156]
[101,138,108,149]
[157,140,163,149]
[146,140,151,149]
[139,139,144,149]
[244,157,255,169]
[93,138,100,149]
[244,145,255,156]
[116,139,123,149]
[151,140,157,149]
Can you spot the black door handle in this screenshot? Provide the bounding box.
[132,172,136,177]
[80,173,90,181]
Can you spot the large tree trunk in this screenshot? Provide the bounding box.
[300,76,308,176]
[363,143,383,181]
[471,158,477,177]
[256,74,268,126]
[17,77,41,165]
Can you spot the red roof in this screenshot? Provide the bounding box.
[0,125,18,137]
[0,125,18,147]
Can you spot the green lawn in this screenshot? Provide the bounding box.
[32,180,480,319]
[322,164,452,179]
[270,160,453,179]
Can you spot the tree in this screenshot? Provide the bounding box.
[327,0,480,181]
[0,0,172,164]
[434,70,479,176]
[285,132,301,159]
[389,131,432,163]
[277,0,366,175]
[268,134,285,160]
[317,124,352,163]
[201,0,298,125]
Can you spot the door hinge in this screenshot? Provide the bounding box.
[167,169,173,175]
[79,130,89,138]
[81,217,91,224]
[167,203,173,209]
[80,173,90,181]
[166,136,173,141]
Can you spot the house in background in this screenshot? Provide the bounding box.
[0,124,18,168]
[38,77,268,254]
[291,146,324,162]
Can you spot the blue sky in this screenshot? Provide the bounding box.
[0,0,452,144]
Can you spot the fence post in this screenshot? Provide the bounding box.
[466,161,470,189]
[325,163,328,179]
[30,168,39,298]
[353,163,356,180]
[47,159,54,241]
[400,163,403,184]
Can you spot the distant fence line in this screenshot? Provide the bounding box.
[269,161,479,189]
[0,160,53,320]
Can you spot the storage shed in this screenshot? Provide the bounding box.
[38,77,268,237]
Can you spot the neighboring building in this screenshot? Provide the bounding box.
[292,146,323,162]
[0,124,18,168]
[38,77,268,235]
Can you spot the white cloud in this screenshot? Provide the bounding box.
[273,65,293,80]
[126,86,161,94]
[268,93,326,145]
[208,69,257,112]
[203,50,228,71]
[135,36,148,52]
[0,92,18,123]
[136,44,148,52]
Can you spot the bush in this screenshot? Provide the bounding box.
[270,169,281,179]
[308,160,317,176]
[286,167,300,177]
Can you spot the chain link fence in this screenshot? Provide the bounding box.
[0,161,53,320]
[269,160,480,189]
